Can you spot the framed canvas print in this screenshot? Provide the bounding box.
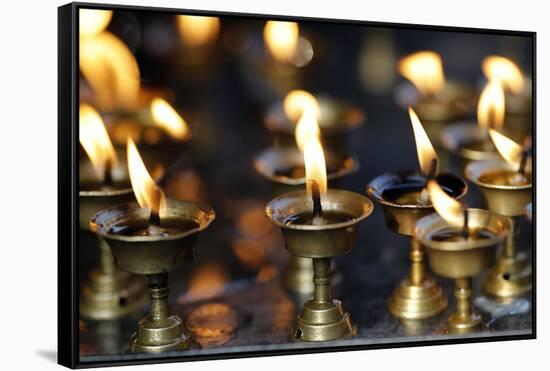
[58,2,535,368]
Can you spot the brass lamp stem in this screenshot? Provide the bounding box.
[454,278,473,319]
[409,239,425,286]
[504,217,520,259]
[99,237,115,275]
[147,274,170,321]
[312,258,332,304]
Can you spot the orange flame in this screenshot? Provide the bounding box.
[409,107,438,176]
[477,81,505,129]
[482,56,524,94]
[177,15,220,47]
[283,90,321,123]
[150,98,190,140]
[79,103,118,181]
[127,138,166,216]
[295,111,327,197]
[427,180,464,228]
[398,51,445,96]
[79,9,140,111]
[263,21,299,62]
[489,129,530,171]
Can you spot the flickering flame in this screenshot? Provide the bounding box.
[398,51,445,96]
[79,9,140,110]
[263,21,299,62]
[79,9,112,37]
[427,180,464,228]
[482,56,524,94]
[283,89,321,123]
[409,107,438,176]
[477,81,505,129]
[79,103,118,181]
[150,98,190,140]
[489,129,524,169]
[296,111,327,197]
[127,138,166,217]
[177,15,220,47]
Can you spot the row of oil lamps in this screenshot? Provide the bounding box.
[78,9,532,354]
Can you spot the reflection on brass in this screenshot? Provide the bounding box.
[416,209,510,333]
[466,160,532,298]
[368,171,467,319]
[266,189,373,341]
[187,303,238,347]
[91,200,215,353]
[79,161,146,320]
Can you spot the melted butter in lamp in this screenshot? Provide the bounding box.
[431,227,495,242]
[479,170,531,187]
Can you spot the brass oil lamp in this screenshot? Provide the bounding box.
[367,108,467,320]
[91,139,216,353]
[397,51,476,137]
[441,81,525,172]
[416,180,510,333]
[264,90,365,152]
[465,130,532,299]
[79,103,146,320]
[266,110,373,341]
[256,97,358,295]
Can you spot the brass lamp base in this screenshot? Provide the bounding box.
[130,314,200,353]
[388,277,447,320]
[283,256,315,294]
[80,270,146,321]
[293,299,356,341]
[484,252,532,298]
[448,312,482,334]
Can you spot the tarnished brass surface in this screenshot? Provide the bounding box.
[266,189,371,341]
[79,161,145,320]
[367,171,466,319]
[282,256,315,294]
[367,171,467,236]
[413,82,476,123]
[465,160,532,217]
[387,239,448,319]
[416,209,511,333]
[465,160,533,298]
[91,199,215,353]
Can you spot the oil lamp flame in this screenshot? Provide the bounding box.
[177,15,220,47]
[482,56,524,94]
[263,21,299,62]
[79,9,140,110]
[398,51,445,96]
[283,89,321,123]
[427,180,464,228]
[151,98,190,140]
[409,107,438,176]
[489,129,531,172]
[79,103,118,182]
[296,111,327,197]
[79,9,112,37]
[127,138,166,217]
[477,81,505,129]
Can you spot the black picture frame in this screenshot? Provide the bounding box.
[58,2,536,368]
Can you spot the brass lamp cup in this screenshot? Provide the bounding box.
[416,209,510,333]
[266,189,373,342]
[264,97,365,151]
[79,160,147,321]
[412,81,476,123]
[465,160,533,298]
[367,171,467,320]
[254,147,358,294]
[91,200,215,354]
